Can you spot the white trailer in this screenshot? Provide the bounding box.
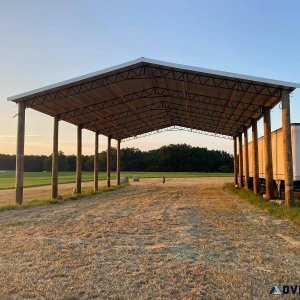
[244,123,300,191]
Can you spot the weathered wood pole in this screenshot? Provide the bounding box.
[107,136,111,188]
[117,139,121,185]
[238,132,244,188]
[282,92,294,207]
[94,131,99,191]
[243,127,250,190]
[251,119,260,194]
[15,102,26,205]
[233,136,238,186]
[51,115,59,199]
[263,107,274,199]
[76,125,82,194]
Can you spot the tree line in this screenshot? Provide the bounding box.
[0,144,233,172]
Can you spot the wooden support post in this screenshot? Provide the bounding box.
[238,132,244,188]
[94,131,99,191]
[263,107,274,199]
[15,102,26,205]
[233,137,238,186]
[117,139,121,185]
[52,115,59,199]
[76,125,82,194]
[243,127,249,190]
[282,92,294,207]
[251,119,260,194]
[107,136,111,188]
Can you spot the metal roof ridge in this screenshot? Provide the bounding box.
[140,57,300,89]
[8,57,300,102]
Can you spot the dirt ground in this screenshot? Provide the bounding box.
[0,177,300,299]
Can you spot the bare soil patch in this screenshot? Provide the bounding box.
[0,177,299,299]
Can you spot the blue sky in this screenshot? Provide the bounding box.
[1,0,300,155]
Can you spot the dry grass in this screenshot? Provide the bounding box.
[0,185,126,212]
[226,183,300,225]
[0,177,300,299]
[0,179,120,205]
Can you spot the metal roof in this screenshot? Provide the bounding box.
[7,57,300,139]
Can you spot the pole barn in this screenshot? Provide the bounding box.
[7,58,300,206]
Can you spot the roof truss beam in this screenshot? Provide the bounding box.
[109,119,173,139]
[99,110,237,138]
[59,87,155,120]
[153,87,262,113]
[92,112,238,136]
[145,65,282,97]
[58,86,260,126]
[121,125,233,141]
[80,97,248,133]
[25,66,145,107]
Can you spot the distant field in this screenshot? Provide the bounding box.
[0,171,233,190]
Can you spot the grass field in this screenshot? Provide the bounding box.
[0,171,233,190]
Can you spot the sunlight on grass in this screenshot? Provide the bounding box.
[0,171,233,190]
[225,183,300,225]
[0,184,127,212]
